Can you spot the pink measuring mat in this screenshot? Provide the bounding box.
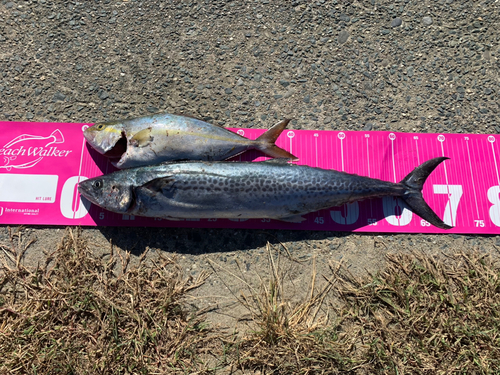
[0,121,499,234]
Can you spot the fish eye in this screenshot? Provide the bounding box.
[95,124,106,131]
[93,180,103,189]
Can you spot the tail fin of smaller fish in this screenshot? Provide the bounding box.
[400,157,452,230]
[255,119,299,160]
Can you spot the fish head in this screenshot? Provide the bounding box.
[84,121,127,160]
[78,174,134,213]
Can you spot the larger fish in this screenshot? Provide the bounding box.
[78,157,452,229]
[83,113,297,169]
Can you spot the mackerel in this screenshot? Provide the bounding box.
[78,157,452,229]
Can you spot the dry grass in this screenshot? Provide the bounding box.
[215,245,500,374]
[0,227,216,374]
[331,249,500,374]
[210,243,353,374]
[2,228,500,375]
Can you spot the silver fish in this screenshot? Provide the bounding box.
[83,113,297,169]
[78,157,452,229]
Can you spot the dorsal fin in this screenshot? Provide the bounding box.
[173,112,203,121]
[173,112,226,127]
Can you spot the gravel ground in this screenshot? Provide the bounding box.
[1,0,500,329]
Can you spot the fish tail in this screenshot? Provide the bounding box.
[255,119,299,160]
[400,157,452,230]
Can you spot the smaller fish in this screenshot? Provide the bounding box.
[83,113,297,169]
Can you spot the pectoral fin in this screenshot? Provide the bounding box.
[142,176,177,197]
[130,127,154,147]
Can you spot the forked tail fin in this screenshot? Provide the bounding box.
[400,157,452,230]
[255,119,299,160]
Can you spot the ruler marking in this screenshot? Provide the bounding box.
[439,136,454,226]
[366,135,373,218]
[490,137,500,226]
[465,139,480,219]
[366,137,370,177]
[73,129,88,219]
[341,138,344,171]
[491,140,500,186]
[390,137,396,182]
[388,134,402,226]
[414,137,420,165]
[315,134,318,167]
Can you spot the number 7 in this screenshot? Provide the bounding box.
[433,185,463,227]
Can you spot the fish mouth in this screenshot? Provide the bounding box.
[77,179,99,206]
[103,131,127,164]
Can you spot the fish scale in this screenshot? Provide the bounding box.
[78,158,452,229]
